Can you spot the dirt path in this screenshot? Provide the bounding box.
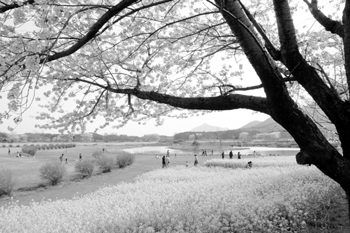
[0,154,190,206]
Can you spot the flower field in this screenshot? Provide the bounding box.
[0,157,342,233]
[203,156,296,169]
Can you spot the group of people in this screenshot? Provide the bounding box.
[59,153,83,164]
[221,151,253,168]
[221,151,241,159]
[161,150,171,168]
[161,150,199,168]
[59,154,68,164]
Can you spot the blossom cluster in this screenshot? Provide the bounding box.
[0,162,340,232]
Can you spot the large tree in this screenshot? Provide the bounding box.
[1,0,350,215]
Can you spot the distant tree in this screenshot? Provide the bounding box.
[2,0,350,218]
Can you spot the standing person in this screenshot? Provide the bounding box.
[186,161,189,167]
[79,153,82,161]
[194,154,199,166]
[60,154,64,163]
[166,150,170,157]
[221,151,225,159]
[102,148,105,153]
[166,155,170,167]
[162,155,166,168]
[8,148,10,155]
[229,151,233,159]
[212,150,214,156]
[65,158,68,164]
[237,152,241,159]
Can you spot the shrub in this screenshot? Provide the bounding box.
[0,167,16,197]
[8,144,13,148]
[16,145,20,147]
[22,146,37,156]
[95,155,114,173]
[1,145,5,148]
[116,152,135,168]
[92,150,104,159]
[75,160,95,177]
[39,161,66,185]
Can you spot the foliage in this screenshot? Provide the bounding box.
[0,167,15,197]
[39,161,66,186]
[91,150,103,160]
[0,164,342,232]
[75,160,95,177]
[95,155,114,173]
[115,152,135,168]
[21,146,37,156]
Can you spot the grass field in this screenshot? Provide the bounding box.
[0,142,199,206]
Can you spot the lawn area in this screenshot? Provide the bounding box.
[0,143,198,206]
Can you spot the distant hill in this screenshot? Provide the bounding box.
[190,123,229,132]
[239,120,262,129]
[238,117,284,132]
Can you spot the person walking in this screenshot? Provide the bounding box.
[162,155,166,168]
[237,152,241,159]
[221,151,225,159]
[194,154,199,166]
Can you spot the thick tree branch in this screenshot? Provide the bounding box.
[303,0,344,37]
[67,77,270,114]
[273,0,298,61]
[0,0,35,13]
[343,1,350,91]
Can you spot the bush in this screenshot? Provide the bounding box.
[96,155,114,173]
[116,152,135,168]
[1,145,5,148]
[0,167,16,197]
[8,144,13,148]
[22,146,37,156]
[75,160,95,177]
[92,150,103,159]
[39,162,66,185]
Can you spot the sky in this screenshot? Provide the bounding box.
[0,101,270,136]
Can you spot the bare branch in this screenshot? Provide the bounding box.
[302,0,344,37]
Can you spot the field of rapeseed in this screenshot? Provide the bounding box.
[0,157,342,233]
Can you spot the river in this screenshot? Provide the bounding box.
[123,146,299,156]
